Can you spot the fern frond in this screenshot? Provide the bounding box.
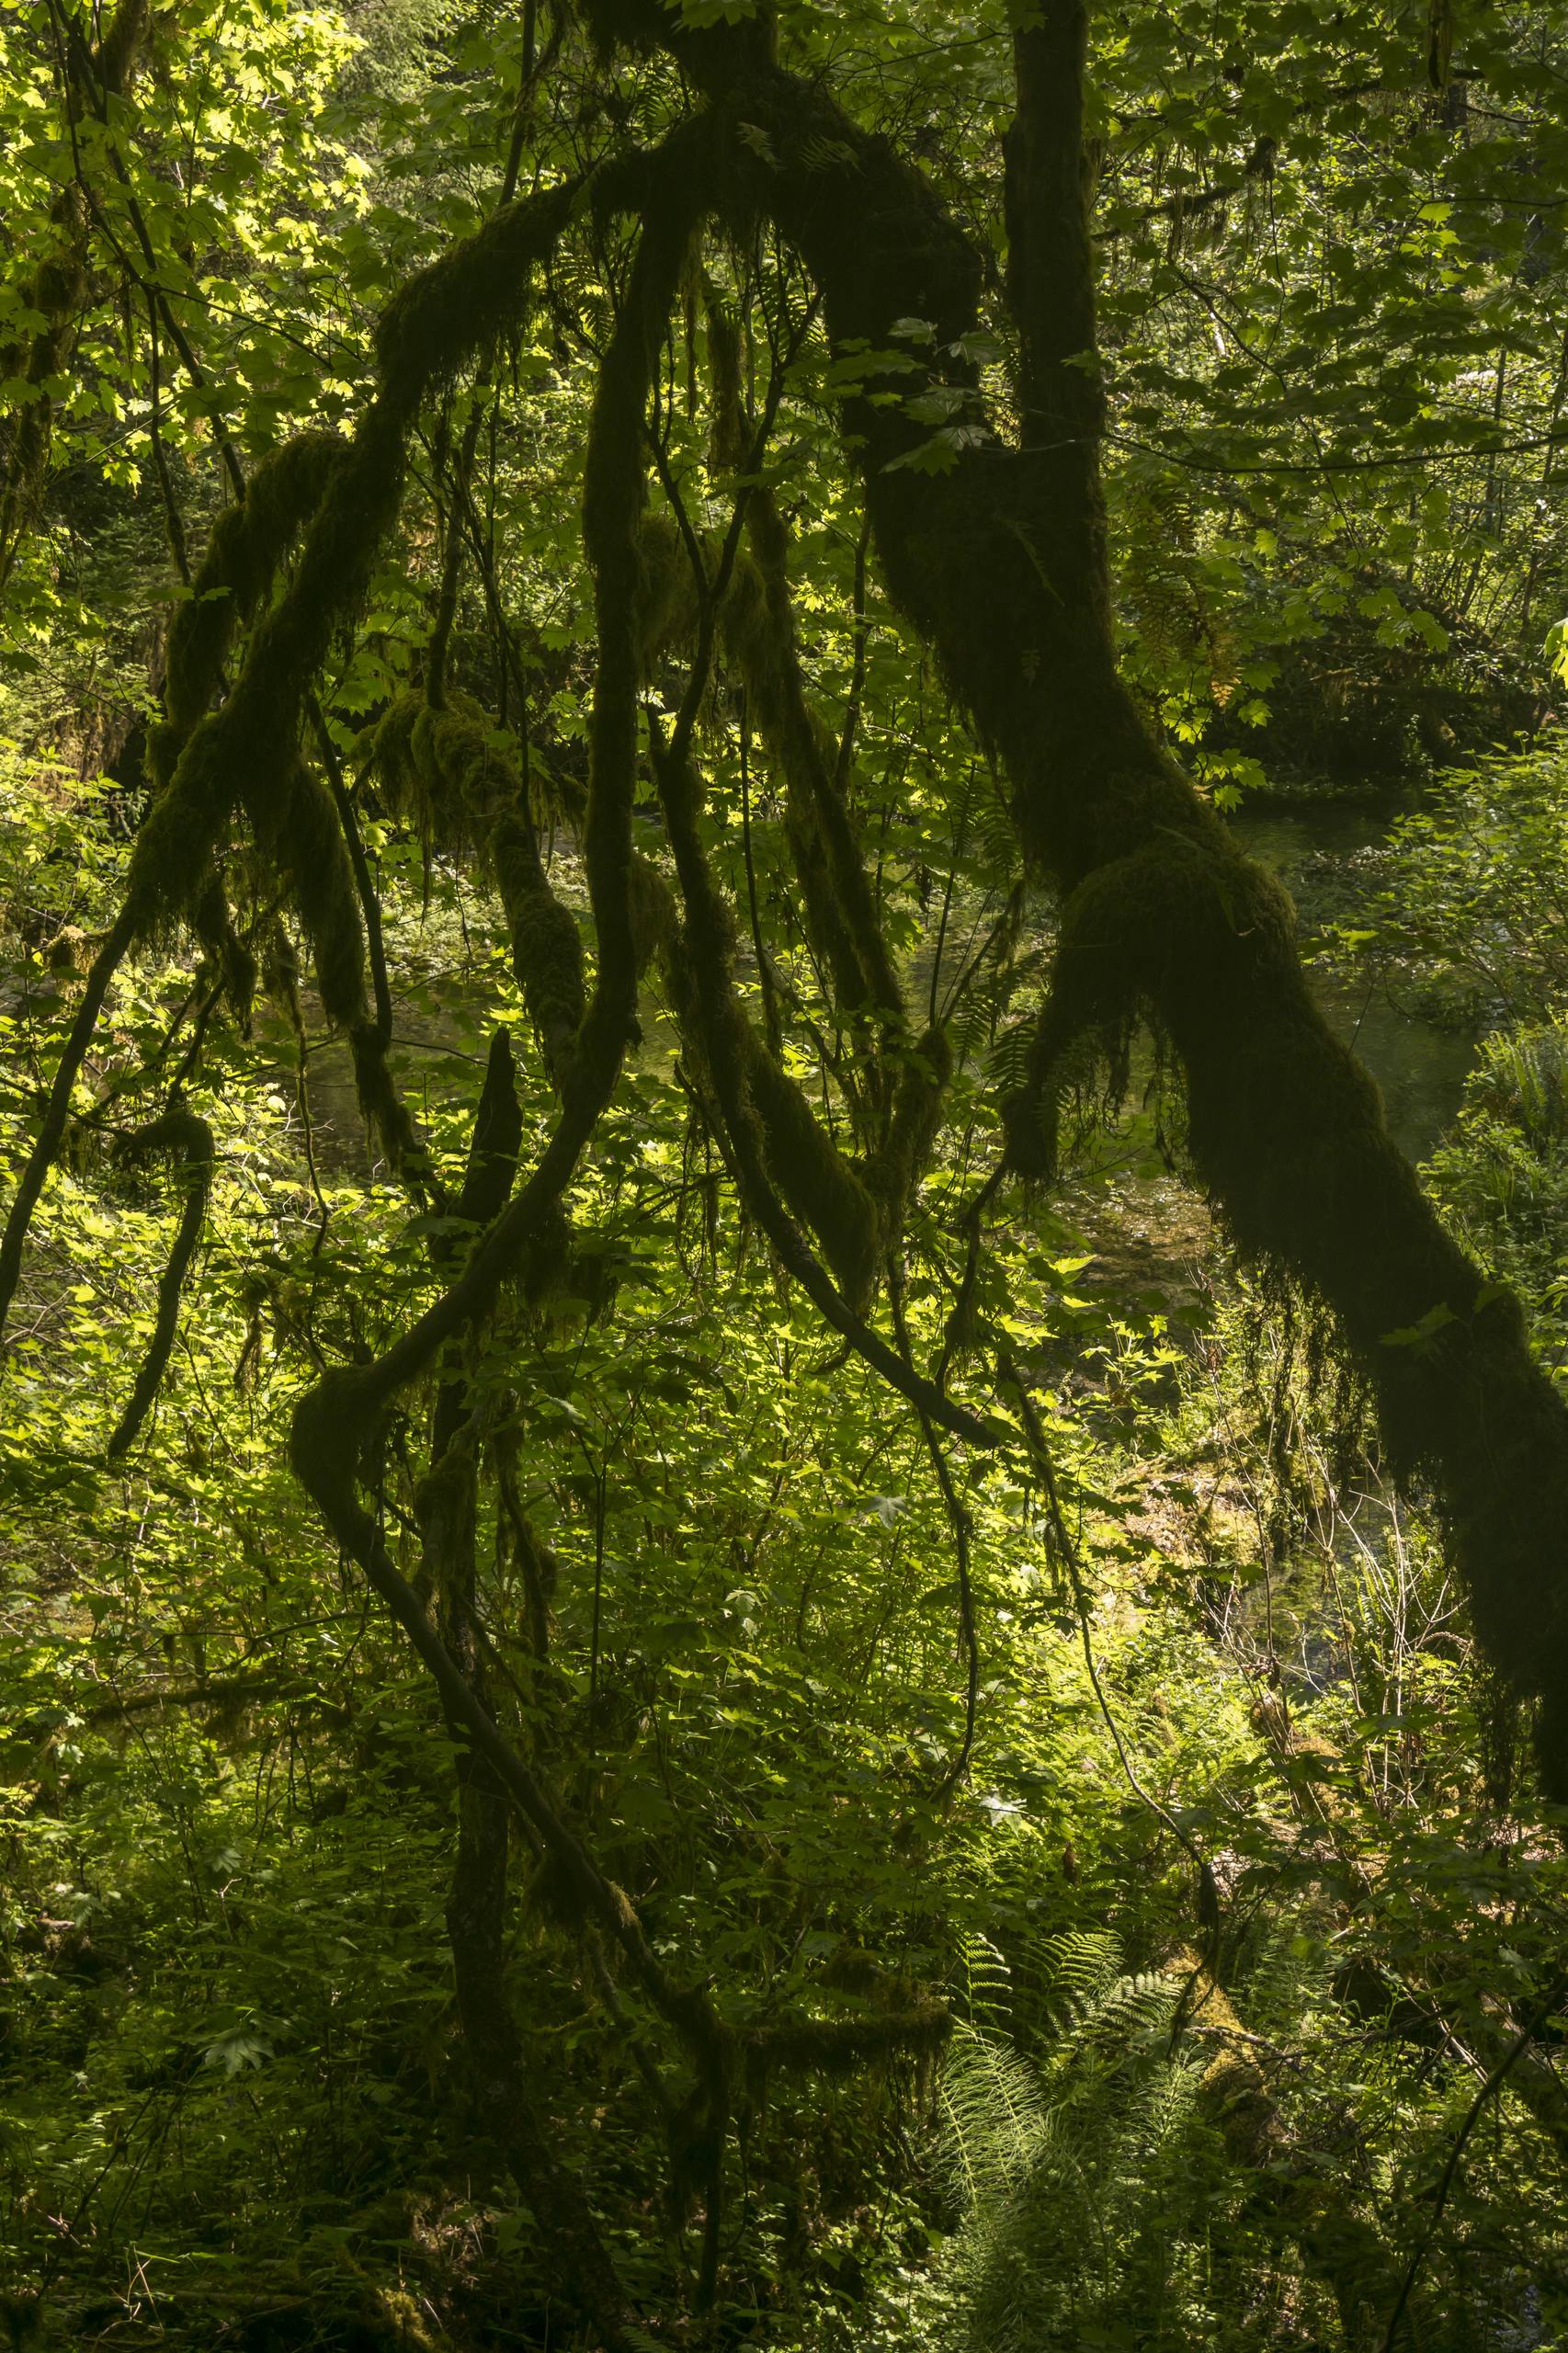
[937,2025,1047,2211]
[986,1015,1038,1099]
[1038,1927,1122,2035]
[1081,1966,1181,2049]
[956,1925,1013,2029]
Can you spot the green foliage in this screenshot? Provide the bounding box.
[6,1,1568,2347]
[1356,745,1568,1027]
[939,1939,1224,2353]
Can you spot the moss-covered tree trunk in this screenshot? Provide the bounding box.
[626,0,1568,1788]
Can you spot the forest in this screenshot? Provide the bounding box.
[6,0,1568,2344]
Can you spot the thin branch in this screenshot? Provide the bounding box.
[1381,1971,1568,2349]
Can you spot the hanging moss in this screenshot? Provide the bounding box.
[653,737,987,1438]
[571,153,723,1119]
[732,489,904,1027]
[375,181,582,412]
[743,2001,950,2084]
[190,880,258,1033]
[371,691,422,804]
[106,1109,214,1461]
[129,429,357,999]
[373,692,460,861]
[247,759,367,1031]
[376,689,585,1084]
[634,509,704,676]
[636,513,937,1258]
[627,849,677,976]
[636,506,904,1049]
[637,501,946,1262]
[129,403,402,1001]
[862,1023,952,1236]
[121,164,625,1176]
[615,40,1568,1788]
[93,0,153,87]
[650,733,881,1313]
[739,1027,880,1310]
[7,123,635,1358]
[158,433,346,750]
[294,157,716,1542]
[490,813,586,1083]
[346,1023,419,1176]
[701,278,747,476]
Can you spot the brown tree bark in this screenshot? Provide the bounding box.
[618,1,1568,1792]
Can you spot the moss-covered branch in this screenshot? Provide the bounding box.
[597,7,1568,1791]
[407,1040,634,2350]
[376,692,585,1086]
[0,156,610,1336]
[638,501,950,1273]
[0,436,355,1342]
[292,142,733,2114]
[106,1108,214,1461]
[653,733,996,1445]
[1180,1954,1412,2343]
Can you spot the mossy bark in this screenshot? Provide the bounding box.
[1184,1956,1411,2346]
[616,8,1568,1791]
[375,690,585,1086]
[636,507,950,1284]
[105,1109,214,1461]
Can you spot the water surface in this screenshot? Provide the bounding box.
[1227,792,1477,1162]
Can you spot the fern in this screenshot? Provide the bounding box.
[951,942,1048,1069]
[938,2026,1047,2210]
[936,1935,1244,2353]
[955,1926,1013,2031]
[1037,1927,1122,2032]
[1080,1963,1179,2049]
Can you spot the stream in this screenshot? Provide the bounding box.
[1050,788,1484,1322]
[1226,790,1478,1164]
